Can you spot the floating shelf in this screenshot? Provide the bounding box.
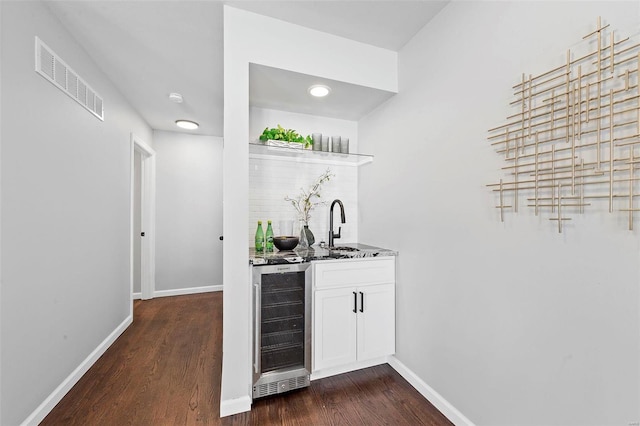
[249,142,373,166]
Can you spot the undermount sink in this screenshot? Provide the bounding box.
[329,246,360,252]
[327,246,365,259]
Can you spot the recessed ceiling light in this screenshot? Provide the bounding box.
[308,84,331,97]
[175,120,199,130]
[168,92,183,103]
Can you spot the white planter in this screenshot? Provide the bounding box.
[265,139,306,149]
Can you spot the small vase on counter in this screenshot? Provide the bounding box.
[300,224,315,247]
[299,223,308,248]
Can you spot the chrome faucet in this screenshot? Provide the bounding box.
[329,199,346,248]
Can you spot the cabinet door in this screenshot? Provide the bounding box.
[314,287,357,371]
[356,283,395,361]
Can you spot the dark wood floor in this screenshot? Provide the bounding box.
[42,292,452,425]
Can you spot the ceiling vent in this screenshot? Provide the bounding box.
[35,37,104,121]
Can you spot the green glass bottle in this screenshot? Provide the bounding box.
[265,220,274,252]
[255,221,264,253]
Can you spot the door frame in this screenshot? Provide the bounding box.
[130,133,156,302]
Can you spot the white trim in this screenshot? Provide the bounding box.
[130,140,135,314]
[140,147,156,300]
[153,285,222,298]
[310,356,388,381]
[133,286,221,301]
[0,3,3,422]
[130,134,156,301]
[20,315,133,426]
[219,395,252,417]
[387,356,475,426]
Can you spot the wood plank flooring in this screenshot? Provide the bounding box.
[41,292,452,426]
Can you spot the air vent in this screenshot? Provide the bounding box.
[254,382,279,398]
[253,375,310,398]
[34,37,104,121]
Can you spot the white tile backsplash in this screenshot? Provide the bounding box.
[249,107,359,247]
[249,157,358,247]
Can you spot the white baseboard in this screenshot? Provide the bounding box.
[310,356,387,381]
[388,356,475,426]
[153,285,222,298]
[133,286,221,301]
[219,395,252,417]
[20,315,133,426]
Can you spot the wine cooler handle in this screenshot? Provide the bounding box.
[254,283,260,374]
[359,291,364,313]
[353,291,357,313]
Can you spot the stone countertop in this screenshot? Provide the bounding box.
[249,243,397,265]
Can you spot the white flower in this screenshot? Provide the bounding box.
[285,169,334,225]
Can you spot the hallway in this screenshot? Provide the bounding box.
[42,292,450,425]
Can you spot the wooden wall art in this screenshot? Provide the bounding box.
[488,18,640,232]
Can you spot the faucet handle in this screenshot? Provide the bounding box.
[333,226,342,239]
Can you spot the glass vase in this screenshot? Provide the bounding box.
[299,223,308,248]
[300,224,315,247]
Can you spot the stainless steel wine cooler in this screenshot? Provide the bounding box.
[252,262,312,399]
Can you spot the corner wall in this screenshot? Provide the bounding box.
[358,2,640,425]
[222,6,397,415]
[0,2,152,424]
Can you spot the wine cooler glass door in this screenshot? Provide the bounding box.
[253,263,311,398]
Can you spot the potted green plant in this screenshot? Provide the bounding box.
[259,124,313,149]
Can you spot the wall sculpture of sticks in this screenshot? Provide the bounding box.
[488,18,640,233]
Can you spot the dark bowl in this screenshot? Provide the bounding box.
[273,236,299,251]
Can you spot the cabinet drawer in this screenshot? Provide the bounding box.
[314,257,395,288]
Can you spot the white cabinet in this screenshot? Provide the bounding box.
[313,257,395,373]
[356,283,395,361]
[314,287,358,369]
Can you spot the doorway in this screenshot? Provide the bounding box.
[131,133,156,302]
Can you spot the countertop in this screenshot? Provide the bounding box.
[249,243,397,265]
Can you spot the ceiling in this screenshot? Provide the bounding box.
[45,1,449,137]
[249,64,397,121]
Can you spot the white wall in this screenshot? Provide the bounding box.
[222,6,397,415]
[153,130,223,293]
[249,107,358,246]
[0,1,152,424]
[359,2,640,425]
